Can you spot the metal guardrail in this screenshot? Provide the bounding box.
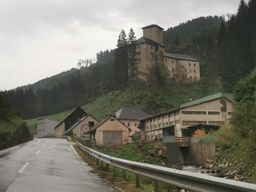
[76,140,256,192]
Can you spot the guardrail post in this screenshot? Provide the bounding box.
[113,166,117,177]
[136,174,140,188]
[106,163,110,171]
[154,181,159,192]
[122,170,127,180]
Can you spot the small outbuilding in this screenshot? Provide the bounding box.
[64,114,98,139]
[90,115,131,146]
[54,107,87,138]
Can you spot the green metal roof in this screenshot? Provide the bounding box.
[180,92,234,108]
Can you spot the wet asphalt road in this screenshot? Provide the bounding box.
[0,138,120,192]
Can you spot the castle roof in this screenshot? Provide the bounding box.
[142,24,164,31]
[165,52,198,62]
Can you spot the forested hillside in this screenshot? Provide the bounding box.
[1,0,255,120]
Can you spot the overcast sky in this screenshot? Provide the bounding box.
[0,0,244,91]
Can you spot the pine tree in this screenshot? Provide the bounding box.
[128,28,138,83]
[114,30,128,90]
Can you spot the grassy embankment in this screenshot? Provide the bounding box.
[0,117,33,150]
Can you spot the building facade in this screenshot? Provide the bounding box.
[140,93,233,141]
[89,116,130,146]
[64,115,98,139]
[136,24,200,81]
[37,118,59,137]
[115,108,148,136]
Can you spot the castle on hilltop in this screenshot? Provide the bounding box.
[136,24,200,82]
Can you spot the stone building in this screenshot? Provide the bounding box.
[136,24,200,81]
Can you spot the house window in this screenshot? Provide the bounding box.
[194,76,196,79]
[151,46,153,49]
[135,123,137,126]
[172,60,174,63]
[165,59,167,62]
[182,111,206,115]
[128,123,130,126]
[138,51,140,55]
[220,99,227,112]
[110,118,115,121]
[189,63,191,66]
[208,111,220,115]
[194,63,196,66]
[194,70,196,73]
[175,120,180,124]
[89,121,94,127]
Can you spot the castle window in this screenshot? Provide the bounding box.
[189,63,191,66]
[194,63,196,66]
[172,67,174,71]
[138,51,140,55]
[194,70,196,73]
[172,60,174,63]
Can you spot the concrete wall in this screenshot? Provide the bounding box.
[165,142,182,169]
[55,122,65,137]
[165,142,215,167]
[188,142,215,165]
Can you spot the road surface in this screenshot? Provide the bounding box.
[0,138,119,192]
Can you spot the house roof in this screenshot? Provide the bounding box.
[54,107,86,129]
[90,115,131,132]
[137,37,159,46]
[142,24,164,31]
[165,52,198,62]
[180,92,234,109]
[115,108,148,120]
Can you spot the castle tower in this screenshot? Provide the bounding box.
[142,24,164,47]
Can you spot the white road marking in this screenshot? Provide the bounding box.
[70,144,77,154]
[18,162,29,173]
[36,150,40,155]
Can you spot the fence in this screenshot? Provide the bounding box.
[76,140,256,192]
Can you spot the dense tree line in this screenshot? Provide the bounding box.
[1,0,255,119]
